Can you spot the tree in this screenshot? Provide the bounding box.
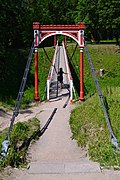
[76,0,100,42]
[46,0,78,24]
[98,0,120,43]
[76,0,120,43]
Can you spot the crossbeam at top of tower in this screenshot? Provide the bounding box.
[33,22,85,31]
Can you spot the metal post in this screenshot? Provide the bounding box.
[34,47,39,101]
[34,29,40,101]
[47,77,50,100]
[70,78,73,102]
[79,48,84,101]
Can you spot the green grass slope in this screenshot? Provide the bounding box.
[68,44,120,167]
[67,44,120,98]
[70,87,120,167]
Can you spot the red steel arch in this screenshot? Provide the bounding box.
[33,22,85,102]
[33,22,85,47]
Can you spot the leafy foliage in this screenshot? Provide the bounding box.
[0,118,40,168]
[76,0,120,42]
[1,0,119,53]
[0,49,29,101]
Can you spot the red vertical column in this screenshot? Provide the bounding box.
[33,23,40,102]
[79,48,84,101]
[34,48,39,101]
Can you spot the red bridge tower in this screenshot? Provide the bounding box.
[33,22,85,101]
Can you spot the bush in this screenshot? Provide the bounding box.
[0,118,40,168]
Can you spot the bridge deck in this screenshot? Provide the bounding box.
[49,46,70,100]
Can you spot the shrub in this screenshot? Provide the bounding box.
[0,118,40,168]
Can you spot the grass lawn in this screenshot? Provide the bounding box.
[67,44,120,98]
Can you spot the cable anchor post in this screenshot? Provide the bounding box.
[79,30,85,101]
[33,26,40,102]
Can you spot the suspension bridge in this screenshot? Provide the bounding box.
[0,22,120,179]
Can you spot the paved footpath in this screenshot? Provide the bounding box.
[1,96,120,180]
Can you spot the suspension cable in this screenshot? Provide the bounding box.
[84,40,120,151]
[1,42,34,158]
[43,47,58,75]
[70,43,78,61]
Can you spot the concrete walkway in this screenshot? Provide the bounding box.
[2,97,120,180]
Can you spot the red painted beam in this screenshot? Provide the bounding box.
[33,22,85,31]
[33,22,40,30]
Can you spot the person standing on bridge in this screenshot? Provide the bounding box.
[58,68,67,90]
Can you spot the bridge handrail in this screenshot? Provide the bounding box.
[62,41,73,102]
[62,41,73,81]
[47,42,58,100]
[47,42,58,82]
